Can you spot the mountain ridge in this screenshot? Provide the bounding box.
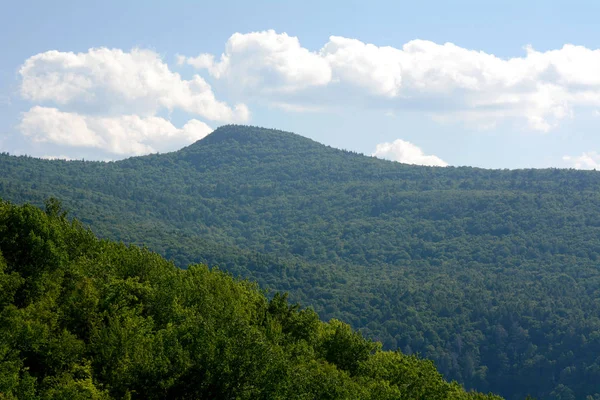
[3,123,599,176]
[2,125,600,399]
[0,199,503,399]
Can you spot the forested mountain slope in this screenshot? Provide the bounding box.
[2,125,600,399]
[0,200,502,399]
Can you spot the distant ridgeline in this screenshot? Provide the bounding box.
[2,125,600,400]
[0,200,503,399]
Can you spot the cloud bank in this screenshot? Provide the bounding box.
[181,30,600,132]
[20,48,249,121]
[18,48,250,157]
[20,106,212,156]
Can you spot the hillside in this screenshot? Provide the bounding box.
[0,199,503,399]
[2,125,600,399]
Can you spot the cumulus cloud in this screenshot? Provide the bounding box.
[19,106,212,156]
[322,36,403,97]
[17,47,241,159]
[181,30,331,94]
[563,152,600,170]
[179,31,600,131]
[372,139,448,167]
[20,47,248,122]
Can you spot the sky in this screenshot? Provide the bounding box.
[2,0,600,169]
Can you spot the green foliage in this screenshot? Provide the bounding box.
[320,319,380,375]
[2,125,600,399]
[0,200,497,399]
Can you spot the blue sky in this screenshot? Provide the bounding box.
[2,0,600,168]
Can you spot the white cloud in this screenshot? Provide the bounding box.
[20,47,248,122]
[17,47,238,159]
[183,30,331,94]
[180,31,600,131]
[372,139,448,167]
[19,106,212,156]
[20,106,102,148]
[563,152,600,170]
[321,36,403,97]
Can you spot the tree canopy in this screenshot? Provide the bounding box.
[2,125,600,399]
[0,199,500,399]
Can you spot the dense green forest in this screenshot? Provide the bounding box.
[0,199,501,399]
[1,125,600,399]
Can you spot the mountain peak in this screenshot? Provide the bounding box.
[178,124,340,162]
[192,125,317,147]
[174,124,377,179]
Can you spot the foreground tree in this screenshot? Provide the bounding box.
[0,199,502,399]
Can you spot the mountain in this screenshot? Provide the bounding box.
[0,200,502,399]
[2,124,600,399]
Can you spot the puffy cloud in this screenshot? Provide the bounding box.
[563,152,600,170]
[19,106,212,156]
[17,47,239,159]
[372,139,448,167]
[20,106,103,148]
[182,30,331,93]
[321,36,403,97]
[181,31,600,131]
[20,47,248,122]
